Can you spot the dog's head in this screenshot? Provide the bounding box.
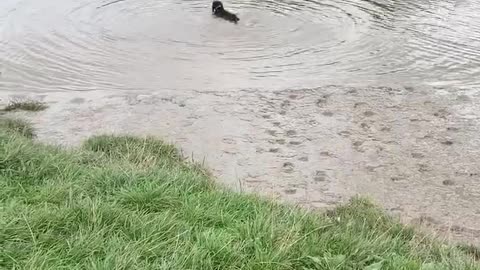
[212,1,224,13]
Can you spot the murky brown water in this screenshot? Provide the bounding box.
[1,0,480,91]
[2,0,480,244]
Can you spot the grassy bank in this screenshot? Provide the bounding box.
[0,118,478,269]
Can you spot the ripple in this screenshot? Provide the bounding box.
[1,0,480,92]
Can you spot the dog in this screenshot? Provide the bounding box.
[212,1,239,24]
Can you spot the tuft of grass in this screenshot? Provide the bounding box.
[0,117,35,138]
[0,129,479,269]
[2,100,48,112]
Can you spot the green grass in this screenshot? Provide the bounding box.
[0,117,35,138]
[2,100,48,112]
[0,122,479,269]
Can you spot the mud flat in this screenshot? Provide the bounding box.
[2,85,480,243]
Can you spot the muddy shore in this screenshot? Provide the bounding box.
[2,86,480,244]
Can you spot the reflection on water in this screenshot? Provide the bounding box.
[1,0,480,92]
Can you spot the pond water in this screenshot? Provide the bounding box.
[1,0,480,92]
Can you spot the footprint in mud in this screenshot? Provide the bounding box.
[286,130,297,137]
[320,151,335,158]
[354,102,367,109]
[314,170,327,182]
[298,156,309,162]
[360,123,370,130]
[434,109,450,119]
[266,130,277,136]
[268,148,280,153]
[322,111,334,117]
[441,140,454,146]
[442,180,455,186]
[363,111,375,117]
[222,138,236,145]
[270,139,286,145]
[70,97,85,104]
[411,152,425,159]
[284,188,297,195]
[289,141,302,146]
[447,127,460,132]
[315,94,330,107]
[352,141,365,152]
[283,162,295,173]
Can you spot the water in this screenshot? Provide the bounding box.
[1,0,480,92]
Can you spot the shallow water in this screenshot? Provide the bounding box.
[1,0,480,92]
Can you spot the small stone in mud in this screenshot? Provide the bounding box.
[262,114,271,119]
[269,148,280,153]
[441,140,454,146]
[363,111,375,117]
[283,162,295,173]
[322,111,334,117]
[286,130,297,137]
[404,86,414,91]
[289,141,302,146]
[298,156,309,162]
[288,94,298,100]
[178,102,186,107]
[273,121,281,127]
[442,180,455,186]
[360,123,369,130]
[284,188,297,194]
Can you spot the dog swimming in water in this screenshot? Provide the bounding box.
[212,1,239,23]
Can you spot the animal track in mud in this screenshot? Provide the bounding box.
[298,156,309,162]
[434,109,450,119]
[314,170,327,182]
[283,162,295,173]
[441,140,454,146]
[70,97,85,104]
[266,130,277,136]
[286,130,297,137]
[442,180,455,186]
[363,111,375,117]
[268,148,280,153]
[284,188,297,195]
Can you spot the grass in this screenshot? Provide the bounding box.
[0,121,479,269]
[2,100,48,112]
[0,117,35,138]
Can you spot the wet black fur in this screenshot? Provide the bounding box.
[212,1,239,23]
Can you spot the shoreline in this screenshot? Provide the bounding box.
[2,85,480,244]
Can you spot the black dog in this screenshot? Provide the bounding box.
[212,1,239,24]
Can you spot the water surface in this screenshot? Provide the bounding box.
[1,0,480,92]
